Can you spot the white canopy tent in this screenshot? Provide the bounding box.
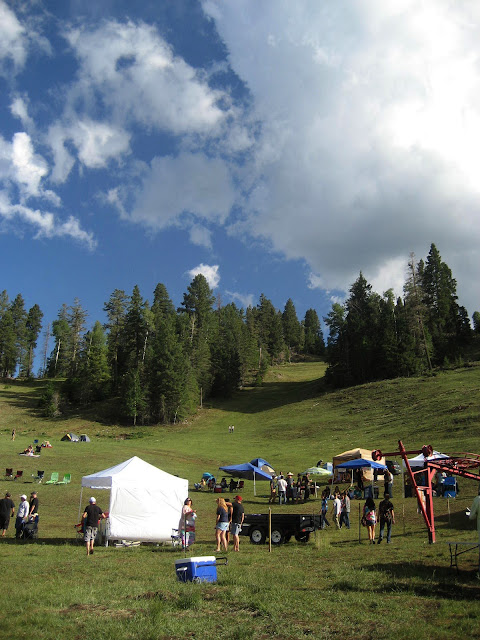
[80,456,188,543]
[405,451,450,468]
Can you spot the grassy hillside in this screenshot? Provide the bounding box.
[1,362,479,639]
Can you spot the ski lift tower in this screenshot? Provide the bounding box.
[371,440,480,544]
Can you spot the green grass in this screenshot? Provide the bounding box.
[0,362,480,639]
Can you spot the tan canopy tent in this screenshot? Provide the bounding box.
[332,448,386,482]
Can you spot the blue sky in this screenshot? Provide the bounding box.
[1,0,479,368]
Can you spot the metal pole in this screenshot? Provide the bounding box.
[358,502,361,544]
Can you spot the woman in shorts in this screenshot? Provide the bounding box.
[215,497,229,552]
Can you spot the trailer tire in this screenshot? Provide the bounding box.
[250,528,266,545]
[295,532,310,543]
[270,529,285,545]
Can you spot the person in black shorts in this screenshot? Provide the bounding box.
[0,492,15,537]
[82,497,106,556]
[231,495,245,552]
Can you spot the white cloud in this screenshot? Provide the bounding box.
[189,224,213,249]
[128,152,235,231]
[188,263,220,289]
[0,1,28,71]
[226,290,254,309]
[0,191,96,249]
[203,1,480,313]
[10,95,33,129]
[70,120,131,169]
[12,132,48,197]
[65,20,227,135]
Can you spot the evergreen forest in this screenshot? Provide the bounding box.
[1,243,478,424]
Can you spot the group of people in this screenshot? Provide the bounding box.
[361,493,396,544]
[0,490,39,539]
[177,495,245,553]
[269,472,314,504]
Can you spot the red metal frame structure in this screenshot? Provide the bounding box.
[371,441,480,544]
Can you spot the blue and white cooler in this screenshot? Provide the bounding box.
[174,556,227,583]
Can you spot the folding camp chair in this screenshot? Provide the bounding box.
[35,445,42,454]
[31,470,45,483]
[238,480,245,490]
[45,472,59,484]
[56,473,71,485]
[5,468,13,480]
[14,470,23,481]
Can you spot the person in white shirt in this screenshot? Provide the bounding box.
[332,493,341,529]
[15,495,29,539]
[277,476,287,504]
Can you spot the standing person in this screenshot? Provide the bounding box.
[277,475,287,505]
[332,492,341,529]
[268,475,277,504]
[214,498,229,552]
[82,497,106,556]
[286,473,294,503]
[178,497,196,549]
[29,491,39,518]
[384,468,393,497]
[378,492,395,544]
[15,494,29,539]
[320,490,330,529]
[11,428,16,441]
[302,475,311,502]
[0,492,15,537]
[363,496,377,544]
[231,495,245,552]
[340,491,351,529]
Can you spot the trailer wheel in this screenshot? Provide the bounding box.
[295,532,310,543]
[270,529,285,545]
[250,528,266,544]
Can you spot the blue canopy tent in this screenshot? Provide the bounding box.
[336,458,387,498]
[219,462,273,496]
[249,458,275,474]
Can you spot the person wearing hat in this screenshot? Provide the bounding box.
[231,496,245,552]
[82,497,106,556]
[0,492,15,537]
[15,495,29,539]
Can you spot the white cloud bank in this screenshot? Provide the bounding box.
[203,0,480,311]
[188,264,220,289]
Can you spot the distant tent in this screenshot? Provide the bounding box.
[79,434,91,442]
[332,448,386,482]
[61,432,79,442]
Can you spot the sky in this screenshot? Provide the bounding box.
[1,0,479,367]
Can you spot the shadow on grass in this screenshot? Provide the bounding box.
[211,378,327,415]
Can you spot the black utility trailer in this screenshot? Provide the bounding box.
[240,513,321,545]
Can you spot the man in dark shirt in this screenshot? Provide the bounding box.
[0,492,15,537]
[29,491,39,517]
[82,497,106,556]
[231,495,245,552]
[378,492,395,544]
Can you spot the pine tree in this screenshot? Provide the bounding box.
[0,310,16,377]
[104,289,129,391]
[303,309,325,356]
[68,298,88,375]
[256,294,284,363]
[282,299,301,361]
[10,294,27,374]
[47,304,72,377]
[22,304,43,378]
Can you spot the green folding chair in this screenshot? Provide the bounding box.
[45,472,59,484]
[56,473,71,485]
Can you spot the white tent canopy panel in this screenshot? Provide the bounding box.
[81,456,188,543]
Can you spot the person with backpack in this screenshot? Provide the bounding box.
[378,492,395,544]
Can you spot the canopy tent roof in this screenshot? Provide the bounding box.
[336,458,387,470]
[61,432,79,442]
[406,451,450,468]
[301,466,332,477]
[250,458,275,473]
[219,462,273,481]
[333,448,386,481]
[81,456,188,543]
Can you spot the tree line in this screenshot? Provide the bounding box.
[324,244,477,387]
[0,278,324,424]
[1,243,478,423]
